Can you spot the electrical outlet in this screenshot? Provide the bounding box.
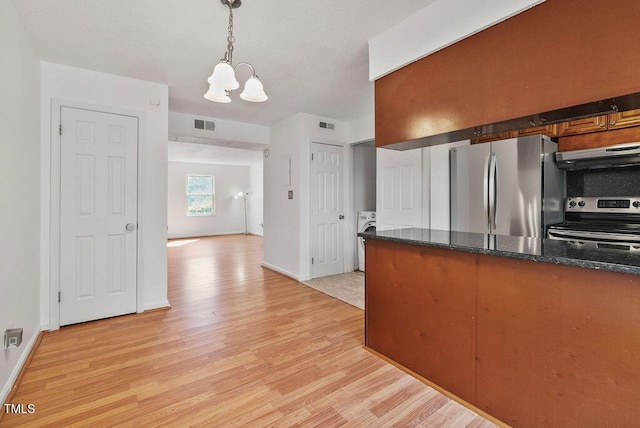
[4,328,23,349]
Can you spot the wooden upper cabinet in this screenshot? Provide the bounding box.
[558,125,640,151]
[557,109,640,144]
[558,115,607,136]
[472,125,558,144]
[608,108,640,130]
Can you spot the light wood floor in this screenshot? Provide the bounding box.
[1,235,496,427]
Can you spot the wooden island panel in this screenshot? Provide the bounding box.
[476,255,640,427]
[365,239,640,426]
[365,239,477,403]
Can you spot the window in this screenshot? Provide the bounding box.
[186,175,215,216]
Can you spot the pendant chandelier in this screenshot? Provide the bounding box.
[204,0,268,103]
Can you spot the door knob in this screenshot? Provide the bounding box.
[125,223,136,232]
[338,215,344,220]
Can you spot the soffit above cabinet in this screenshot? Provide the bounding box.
[368,0,544,80]
[375,0,640,149]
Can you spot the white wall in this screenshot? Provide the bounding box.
[347,114,375,144]
[263,115,302,278]
[249,161,264,236]
[353,141,377,215]
[352,141,376,268]
[168,162,251,238]
[0,1,42,404]
[369,0,545,80]
[40,62,169,328]
[263,113,348,280]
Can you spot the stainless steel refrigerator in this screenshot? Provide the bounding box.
[450,135,564,237]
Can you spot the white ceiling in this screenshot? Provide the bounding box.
[12,0,433,127]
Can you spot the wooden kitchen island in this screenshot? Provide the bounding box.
[361,228,640,427]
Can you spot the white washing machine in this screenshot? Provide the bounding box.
[357,211,376,271]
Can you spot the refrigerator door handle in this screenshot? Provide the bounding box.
[491,153,498,232]
[488,153,498,232]
[483,154,490,232]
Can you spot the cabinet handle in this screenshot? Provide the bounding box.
[598,121,605,127]
[609,120,617,126]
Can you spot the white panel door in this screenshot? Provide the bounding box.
[311,142,344,278]
[59,107,138,326]
[376,148,423,231]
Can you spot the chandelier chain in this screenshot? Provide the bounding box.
[226,5,235,63]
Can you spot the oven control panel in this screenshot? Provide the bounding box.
[566,197,640,212]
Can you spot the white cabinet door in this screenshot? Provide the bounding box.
[376,147,423,231]
[375,140,470,233]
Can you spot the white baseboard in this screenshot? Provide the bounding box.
[142,299,171,312]
[261,262,301,281]
[1,327,41,405]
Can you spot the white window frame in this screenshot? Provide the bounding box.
[186,174,215,216]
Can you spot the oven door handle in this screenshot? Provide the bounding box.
[548,229,640,243]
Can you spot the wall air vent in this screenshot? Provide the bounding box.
[194,119,216,132]
[319,121,335,130]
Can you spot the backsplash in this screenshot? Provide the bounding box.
[566,166,640,197]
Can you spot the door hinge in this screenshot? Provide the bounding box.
[311,153,314,161]
[59,124,62,136]
[311,257,314,264]
[58,291,61,303]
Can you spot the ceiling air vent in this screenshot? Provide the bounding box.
[319,121,335,130]
[194,119,216,132]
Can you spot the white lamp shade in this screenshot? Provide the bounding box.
[207,61,239,91]
[204,85,231,103]
[240,76,268,102]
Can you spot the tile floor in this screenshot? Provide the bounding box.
[301,271,364,310]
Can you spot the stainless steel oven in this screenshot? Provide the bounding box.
[547,196,640,251]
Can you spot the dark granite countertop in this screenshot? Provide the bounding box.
[358,228,640,276]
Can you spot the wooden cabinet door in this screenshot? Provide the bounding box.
[516,124,559,137]
[471,131,516,144]
[558,126,640,151]
[608,108,640,130]
[558,115,607,136]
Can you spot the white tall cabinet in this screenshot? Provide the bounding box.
[376,140,470,231]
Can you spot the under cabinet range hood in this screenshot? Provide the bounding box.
[555,142,640,170]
